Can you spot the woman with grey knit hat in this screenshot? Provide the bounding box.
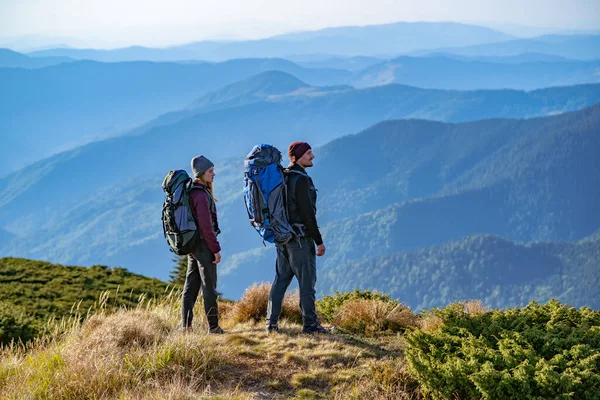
[181,155,225,334]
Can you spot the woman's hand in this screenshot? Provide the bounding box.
[213,252,221,264]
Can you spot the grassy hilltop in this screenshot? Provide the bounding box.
[0,257,169,344]
[1,278,598,399]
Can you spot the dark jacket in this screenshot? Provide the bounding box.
[286,164,323,246]
[189,182,221,254]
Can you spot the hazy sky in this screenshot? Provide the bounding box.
[1,0,599,48]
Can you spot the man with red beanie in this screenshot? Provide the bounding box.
[266,141,330,335]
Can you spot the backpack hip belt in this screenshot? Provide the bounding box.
[292,223,307,238]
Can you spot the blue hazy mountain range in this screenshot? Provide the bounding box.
[290,53,575,71]
[0,59,348,177]
[423,53,575,64]
[1,74,599,223]
[289,55,385,71]
[25,33,600,64]
[325,232,600,310]
[0,82,598,301]
[0,48,73,69]
[4,50,599,177]
[351,55,600,90]
[413,34,600,61]
[27,22,514,62]
[265,54,600,91]
[2,73,596,210]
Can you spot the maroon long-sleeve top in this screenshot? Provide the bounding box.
[189,183,221,254]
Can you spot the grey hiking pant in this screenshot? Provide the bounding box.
[267,236,318,329]
[182,241,219,330]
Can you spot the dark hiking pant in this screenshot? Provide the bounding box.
[181,241,219,330]
[267,236,318,329]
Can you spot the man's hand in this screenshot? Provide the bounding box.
[213,252,221,264]
[317,244,326,257]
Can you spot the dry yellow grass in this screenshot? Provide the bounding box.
[0,298,230,400]
[229,282,302,325]
[217,300,235,321]
[332,358,421,400]
[0,290,423,399]
[75,310,170,355]
[418,314,444,332]
[333,299,419,335]
[415,300,488,332]
[281,289,303,324]
[463,299,488,316]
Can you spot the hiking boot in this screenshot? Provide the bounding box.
[266,324,280,335]
[208,326,226,334]
[302,323,330,335]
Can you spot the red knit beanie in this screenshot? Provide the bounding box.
[288,141,311,161]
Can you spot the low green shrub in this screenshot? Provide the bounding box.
[0,301,39,345]
[404,299,600,399]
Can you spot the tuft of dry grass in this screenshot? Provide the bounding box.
[229,282,302,324]
[281,290,303,324]
[284,352,309,366]
[462,299,488,316]
[333,299,419,335]
[418,314,444,332]
[229,283,271,323]
[75,310,170,355]
[416,300,488,332]
[217,300,235,322]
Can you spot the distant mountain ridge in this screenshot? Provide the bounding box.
[26,22,514,62]
[425,52,576,63]
[291,55,385,71]
[0,58,349,177]
[149,78,600,151]
[326,232,600,310]
[4,51,598,177]
[413,34,600,60]
[187,70,311,111]
[187,71,354,113]
[351,55,600,89]
[0,48,73,68]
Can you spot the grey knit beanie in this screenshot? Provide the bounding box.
[191,155,214,178]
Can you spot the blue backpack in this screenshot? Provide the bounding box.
[243,144,296,244]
